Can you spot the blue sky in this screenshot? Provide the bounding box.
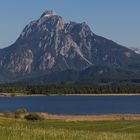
[0,0,140,48]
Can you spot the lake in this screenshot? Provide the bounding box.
[0,96,140,115]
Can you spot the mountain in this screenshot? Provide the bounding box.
[130,47,140,54]
[0,10,140,83]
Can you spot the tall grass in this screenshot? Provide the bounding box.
[0,118,140,140]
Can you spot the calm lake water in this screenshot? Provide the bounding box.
[0,96,140,115]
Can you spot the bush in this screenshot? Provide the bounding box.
[15,109,28,119]
[15,109,27,114]
[24,113,43,121]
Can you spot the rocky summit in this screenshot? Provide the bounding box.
[0,10,140,83]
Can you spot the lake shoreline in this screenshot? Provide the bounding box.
[38,113,140,122]
[1,93,140,97]
[1,111,140,122]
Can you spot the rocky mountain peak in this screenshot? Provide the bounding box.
[19,10,64,40]
[40,10,56,18]
[37,10,64,29]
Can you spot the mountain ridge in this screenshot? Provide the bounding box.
[0,10,140,83]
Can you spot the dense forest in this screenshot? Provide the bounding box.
[0,83,140,95]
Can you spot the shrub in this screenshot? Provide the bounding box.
[24,113,43,121]
[15,109,27,114]
[15,109,28,119]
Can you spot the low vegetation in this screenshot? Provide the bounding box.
[1,109,44,121]
[0,118,140,140]
[14,109,28,119]
[24,113,43,121]
[1,109,140,139]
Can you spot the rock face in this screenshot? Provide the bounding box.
[0,10,140,83]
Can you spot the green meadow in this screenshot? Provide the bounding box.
[0,118,140,140]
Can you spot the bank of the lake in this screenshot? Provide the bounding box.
[1,93,140,97]
[1,111,140,122]
[38,113,140,122]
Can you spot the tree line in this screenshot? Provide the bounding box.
[0,83,140,95]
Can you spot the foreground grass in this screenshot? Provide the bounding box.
[0,118,140,140]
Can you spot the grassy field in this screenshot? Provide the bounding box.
[0,118,140,140]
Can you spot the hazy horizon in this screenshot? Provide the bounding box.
[0,0,140,48]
